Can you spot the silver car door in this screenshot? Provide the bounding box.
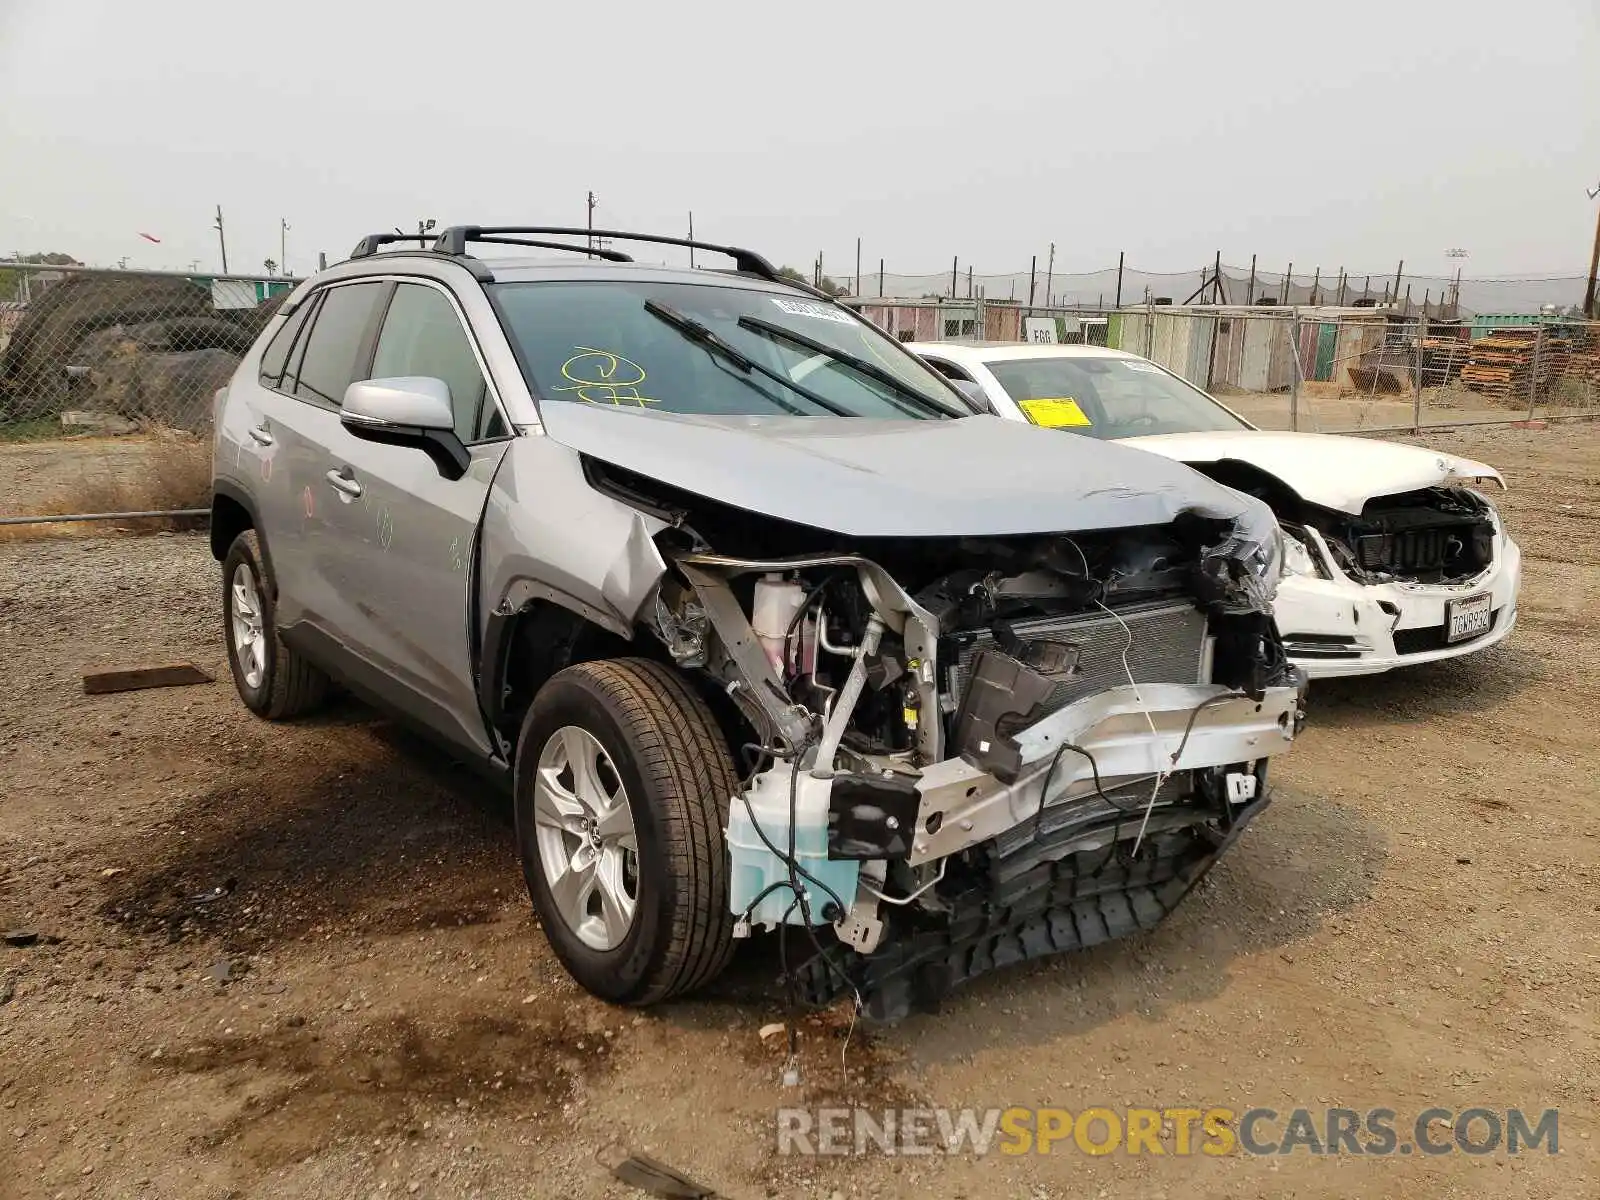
[317,279,513,757]
[265,280,391,640]
[214,294,319,614]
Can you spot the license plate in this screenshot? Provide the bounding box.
[1446,592,1493,643]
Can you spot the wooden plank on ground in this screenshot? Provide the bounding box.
[82,663,214,695]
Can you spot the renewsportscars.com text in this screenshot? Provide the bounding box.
[776,1105,1559,1158]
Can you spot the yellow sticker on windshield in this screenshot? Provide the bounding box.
[1018,397,1092,428]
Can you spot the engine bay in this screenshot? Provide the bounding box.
[1297,486,1496,585]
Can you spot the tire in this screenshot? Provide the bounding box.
[221,528,330,720]
[514,658,737,1006]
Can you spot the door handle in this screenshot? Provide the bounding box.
[325,468,363,500]
[247,424,274,446]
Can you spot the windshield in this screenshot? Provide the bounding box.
[493,280,966,420]
[985,355,1250,439]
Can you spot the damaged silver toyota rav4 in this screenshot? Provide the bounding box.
[210,226,1305,1021]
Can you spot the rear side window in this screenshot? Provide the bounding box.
[293,282,386,406]
[257,300,314,390]
[372,283,491,442]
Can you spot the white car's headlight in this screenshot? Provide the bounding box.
[1281,528,1318,577]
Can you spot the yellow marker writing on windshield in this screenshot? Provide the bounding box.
[555,347,656,408]
[1018,397,1092,428]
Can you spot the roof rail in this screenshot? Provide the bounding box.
[463,235,633,263]
[349,232,435,259]
[430,226,804,289]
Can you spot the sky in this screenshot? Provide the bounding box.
[2,0,1597,283]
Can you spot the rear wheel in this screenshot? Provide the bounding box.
[514,658,737,1005]
[222,529,329,720]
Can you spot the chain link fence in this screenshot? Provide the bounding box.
[0,264,294,527]
[846,262,1588,317]
[1,263,1596,525]
[0,264,294,438]
[849,298,1600,434]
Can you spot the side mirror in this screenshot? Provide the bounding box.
[341,377,469,479]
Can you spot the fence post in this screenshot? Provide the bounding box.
[1289,308,1301,432]
[1412,314,1424,433]
[1527,325,1545,421]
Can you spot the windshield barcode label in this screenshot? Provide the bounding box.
[770,297,856,324]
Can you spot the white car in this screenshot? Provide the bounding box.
[908,341,1522,679]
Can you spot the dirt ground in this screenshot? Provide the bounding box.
[1,424,1596,1199]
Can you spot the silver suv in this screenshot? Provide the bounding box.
[210,226,1305,1021]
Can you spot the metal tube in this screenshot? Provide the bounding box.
[5,261,285,284]
[1289,309,1301,432]
[0,508,209,527]
[1412,314,1424,433]
[810,616,884,780]
[1527,325,1545,421]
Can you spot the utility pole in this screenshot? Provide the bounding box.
[1027,255,1038,310]
[214,204,228,274]
[855,237,861,299]
[280,218,290,276]
[586,191,596,255]
[1115,251,1124,308]
[878,257,884,298]
[1584,182,1600,318]
[950,256,958,300]
[1044,242,1055,309]
[1392,259,1404,307]
[688,212,695,268]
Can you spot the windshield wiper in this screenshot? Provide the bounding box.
[642,300,851,417]
[736,314,962,419]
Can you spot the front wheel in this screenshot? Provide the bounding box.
[513,658,738,1006]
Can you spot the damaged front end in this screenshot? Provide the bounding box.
[1289,485,1499,587]
[639,477,1305,1022]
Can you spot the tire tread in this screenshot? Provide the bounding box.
[551,658,737,1003]
[226,529,329,720]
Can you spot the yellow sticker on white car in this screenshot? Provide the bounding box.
[1018,397,1092,428]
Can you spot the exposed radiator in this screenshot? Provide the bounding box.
[947,598,1210,718]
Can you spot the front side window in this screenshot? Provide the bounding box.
[985,356,1250,439]
[258,300,314,390]
[491,280,967,421]
[292,281,386,406]
[372,283,492,442]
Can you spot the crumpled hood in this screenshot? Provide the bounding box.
[538,404,1258,537]
[1118,430,1506,516]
